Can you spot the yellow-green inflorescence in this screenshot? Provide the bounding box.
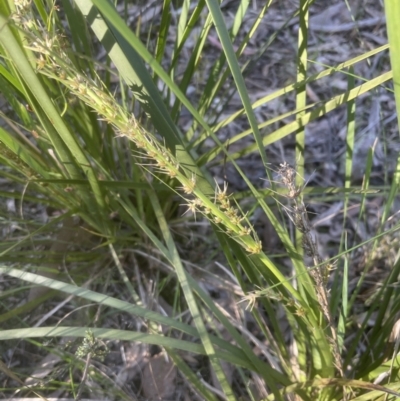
[13,3,263,256]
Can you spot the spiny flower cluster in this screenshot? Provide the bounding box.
[12,0,36,29]
[120,121,262,254]
[278,162,343,375]
[277,162,326,277]
[214,181,247,228]
[212,181,262,254]
[13,6,263,256]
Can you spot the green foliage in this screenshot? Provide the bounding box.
[75,329,108,361]
[0,0,399,400]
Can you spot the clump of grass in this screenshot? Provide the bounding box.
[0,0,400,400]
[20,10,263,257]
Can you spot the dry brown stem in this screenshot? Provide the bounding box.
[278,162,343,376]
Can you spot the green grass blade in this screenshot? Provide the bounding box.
[293,4,309,377]
[0,14,107,229]
[0,126,48,177]
[204,0,268,166]
[74,0,184,149]
[148,190,237,401]
[344,68,356,216]
[338,245,349,354]
[74,0,215,197]
[154,0,171,65]
[176,0,190,47]
[0,326,247,367]
[171,7,211,123]
[195,44,388,145]
[385,0,400,129]
[0,265,253,366]
[226,71,393,162]
[295,0,309,179]
[61,0,94,69]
